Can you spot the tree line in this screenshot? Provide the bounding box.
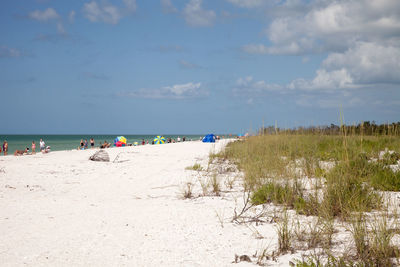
[259,121,400,136]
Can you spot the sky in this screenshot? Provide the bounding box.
[0,0,399,134]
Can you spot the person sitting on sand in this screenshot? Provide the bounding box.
[14,148,28,156]
[42,146,50,153]
[100,141,111,149]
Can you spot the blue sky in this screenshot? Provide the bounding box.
[1,0,399,134]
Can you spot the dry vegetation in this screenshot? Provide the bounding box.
[209,125,400,266]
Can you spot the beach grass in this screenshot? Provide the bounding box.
[212,129,400,264]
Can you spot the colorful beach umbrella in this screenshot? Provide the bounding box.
[114,136,127,147]
[153,136,166,144]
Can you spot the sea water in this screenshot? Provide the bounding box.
[0,134,208,154]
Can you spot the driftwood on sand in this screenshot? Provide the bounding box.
[89,150,110,162]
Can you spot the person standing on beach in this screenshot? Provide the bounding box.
[90,138,95,148]
[32,141,36,154]
[3,141,8,156]
[39,139,45,152]
[84,139,88,149]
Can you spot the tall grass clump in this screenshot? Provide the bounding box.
[321,160,382,218]
[210,174,221,196]
[349,212,399,265]
[276,210,292,254]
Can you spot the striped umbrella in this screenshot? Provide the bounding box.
[153,136,166,144]
[114,136,127,147]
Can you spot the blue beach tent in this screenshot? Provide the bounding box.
[202,134,216,143]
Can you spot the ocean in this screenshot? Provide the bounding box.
[0,135,208,154]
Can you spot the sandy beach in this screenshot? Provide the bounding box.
[0,140,284,266]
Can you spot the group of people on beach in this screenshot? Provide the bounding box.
[2,135,223,156]
[3,138,50,156]
[78,138,96,150]
[78,138,113,150]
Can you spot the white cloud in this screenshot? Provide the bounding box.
[239,41,400,93]
[288,42,400,91]
[225,0,265,8]
[238,0,400,99]
[69,10,76,23]
[289,69,355,91]
[83,1,121,24]
[183,0,216,27]
[179,60,201,69]
[161,0,178,13]
[119,82,207,99]
[234,41,400,105]
[233,76,283,96]
[243,42,305,55]
[123,0,137,12]
[0,46,21,58]
[165,82,201,96]
[322,42,400,85]
[28,7,59,21]
[83,0,136,24]
[56,23,66,34]
[243,0,400,55]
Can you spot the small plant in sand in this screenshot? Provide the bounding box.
[276,210,292,254]
[185,163,203,171]
[210,173,221,196]
[224,176,236,190]
[182,182,193,199]
[368,212,399,265]
[350,213,369,261]
[214,209,225,228]
[255,245,277,265]
[197,175,209,196]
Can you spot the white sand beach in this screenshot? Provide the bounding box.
[0,140,288,266]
